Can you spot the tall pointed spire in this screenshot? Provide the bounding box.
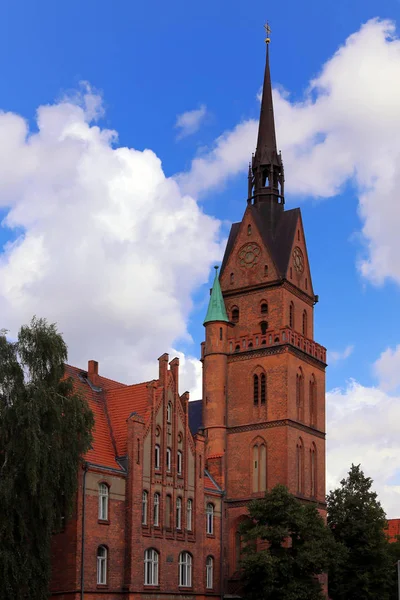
[248,23,285,228]
[203,266,229,325]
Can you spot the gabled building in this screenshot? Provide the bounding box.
[51,32,327,600]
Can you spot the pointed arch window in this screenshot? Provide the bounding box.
[310,443,317,498]
[296,369,304,422]
[253,371,267,406]
[309,375,317,427]
[252,443,267,493]
[302,310,308,337]
[296,438,304,494]
[260,373,266,404]
[231,307,239,324]
[289,302,295,329]
[253,374,259,405]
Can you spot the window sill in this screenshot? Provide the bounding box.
[206,533,215,539]
[96,584,108,589]
[144,585,160,590]
[98,519,110,525]
[179,586,193,590]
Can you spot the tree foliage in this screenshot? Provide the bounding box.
[327,464,394,600]
[0,317,94,600]
[239,484,343,600]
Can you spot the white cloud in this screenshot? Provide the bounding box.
[180,18,400,288]
[327,379,400,519]
[328,344,354,365]
[374,344,400,393]
[175,105,207,139]
[0,84,223,386]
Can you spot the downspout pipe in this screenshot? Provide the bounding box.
[81,462,88,600]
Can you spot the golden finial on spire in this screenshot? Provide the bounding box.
[264,21,271,44]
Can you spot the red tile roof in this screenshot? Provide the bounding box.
[64,364,152,471]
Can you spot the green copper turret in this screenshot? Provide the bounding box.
[203,266,229,325]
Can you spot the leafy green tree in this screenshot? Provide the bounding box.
[327,464,394,600]
[239,484,343,600]
[0,317,94,600]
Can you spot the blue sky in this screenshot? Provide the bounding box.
[2,0,400,515]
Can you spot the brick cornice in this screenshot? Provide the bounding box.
[227,419,326,439]
[224,495,327,510]
[222,278,314,306]
[228,343,326,370]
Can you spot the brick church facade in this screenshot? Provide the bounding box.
[51,35,327,600]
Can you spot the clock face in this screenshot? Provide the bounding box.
[237,242,261,269]
[292,246,304,273]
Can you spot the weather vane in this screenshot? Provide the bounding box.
[264,21,271,44]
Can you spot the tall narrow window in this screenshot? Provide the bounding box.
[166,447,172,472]
[309,375,317,427]
[153,493,160,526]
[252,445,259,492]
[247,224,252,235]
[230,272,234,284]
[310,444,317,497]
[289,302,294,329]
[253,374,259,405]
[154,444,160,470]
[165,494,172,528]
[231,307,239,323]
[176,497,182,529]
[219,327,223,340]
[167,402,172,424]
[302,310,308,337]
[206,503,214,535]
[260,321,268,335]
[187,499,193,531]
[260,373,266,404]
[97,546,107,585]
[264,264,268,277]
[206,556,214,589]
[261,302,268,314]
[142,491,148,525]
[98,483,109,521]
[296,369,304,422]
[144,549,159,586]
[296,439,304,494]
[179,552,192,587]
[253,443,267,493]
[177,450,183,475]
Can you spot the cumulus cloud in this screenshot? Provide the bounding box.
[328,344,354,365]
[327,379,400,518]
[181,18,400,288]
[175,105,207,139]
[0,84,223,386]
[374,345,400,393]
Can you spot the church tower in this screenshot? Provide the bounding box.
[202,29,327,589]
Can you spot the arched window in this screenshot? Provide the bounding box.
[166,447,172,471]
[247,224,252,235]
[154,444,160,470]
[309,375,317,427]
[206,556,214,589]
[289,302,294,329]
[142,491,148,525]
[264,264,268,277]
[144,549,159,586]
[177,450,183,475]
[231,307,239,323]
[296,438,304,494]
[302,310,308,337]
[253,374,259,405]
[261,302,268,314]
[176,497,182,529]
[230,272,234,284]
[167,402,172,423]
[260,321,268,335]
[310,443,317,498]
[296,369,304,422]
[206,503,214,535]
[153,493,160,526]
[187,499,193,531]
[165,494,172,528]
[179,552,192,587]
[97,546,107,585]
[98,483,109,521]
[260,373,266,404]
[252,443,267,492]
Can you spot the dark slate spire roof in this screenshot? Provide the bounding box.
[254,43,279,168]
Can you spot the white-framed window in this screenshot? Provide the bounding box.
[166,447,172,472]
[155,444,160,470]
[97,545,107,585]
[179,551,192,587]
[206,503,214,535]
[176,497,182,530]
[153,493,160,526]
[187,499,193,532]
[177,450,183,475]
[98,483,109,521]
[206,556,214,589]
[167,402,172,423]
[142,490,148,525]
[144,548,159,586]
